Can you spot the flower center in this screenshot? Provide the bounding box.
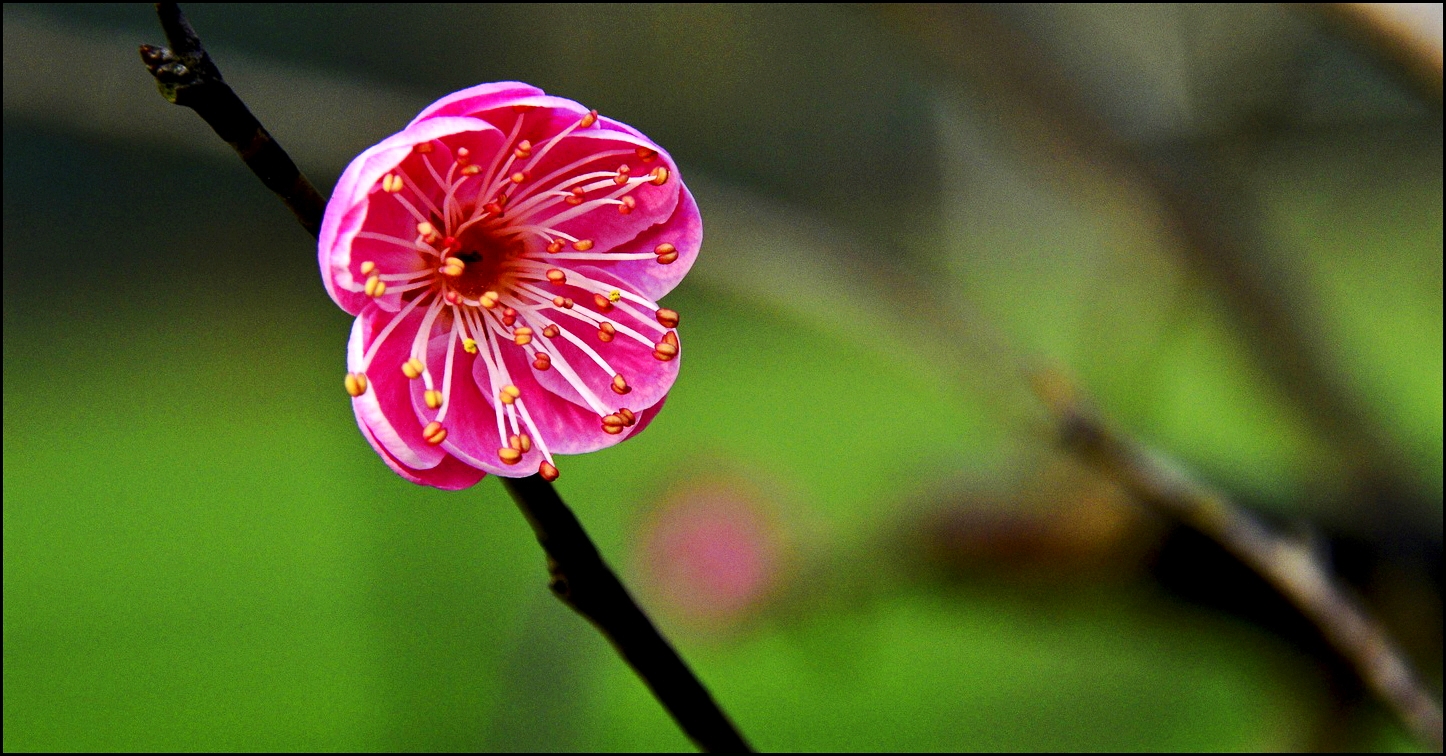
[448,221,522,300]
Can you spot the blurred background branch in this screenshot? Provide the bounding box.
[1035,372,1443,749]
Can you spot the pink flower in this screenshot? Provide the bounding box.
[321,83,700,489]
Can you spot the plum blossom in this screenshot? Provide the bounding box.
[321,83,700,489]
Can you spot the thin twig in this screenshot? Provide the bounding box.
[502,476,752,752]
[139,2,324,237]
[1034,374,1443,750]
[139,5,751,751]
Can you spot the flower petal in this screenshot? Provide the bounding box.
[322,117,504,315]
[348,301,447,469]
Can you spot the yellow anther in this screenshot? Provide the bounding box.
[618,408,636,426]
[601,414,626,434]
[479,291,500,309]
[422,421,447,445]
[539,461,560,481]
[360,260,377,276]
[552,296,574,309]
[607,289,622,303]
[580,109,598,128]
[656,308,680,328]
[618,196,636,215]
[508,433,533,453]
[635,146,658,162]
[460,164,481,176]
[597,322,616,343]
[573,239,594,252]
[364,275,387,297]
[441,256,466,276]
[653,341,679,362]
[344,372,368,397]
[500,384,521,405]
[513,327,533,346]
[382,173,404,193]
[414,142,434,154]
[511,171,526,184]
[649,166,669,186]
[498,447,523,465]
[546,269,567,285]
[463,338,478,354]
[514,140,532,159]
[614,164,631,185]
[424,389,444,409]
[543,324,560,338]
[416,221,437,239]
[455,147,471,162]
[655,242,679,265]
[593,293,614,312]
[611,374,631,395]
[402,357,425,379]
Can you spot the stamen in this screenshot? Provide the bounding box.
[573,239,595,252]
[360,261,377,276]
[611,374,631,395]
[422,421,447,445]
[543,324,561,338]
[618,408,636,426]
[381,173,404,193]
[365,275,387,297]
[402,356,425,379]
[513,327,534,346]
[635,146,658,162]
[499,384,521,405]
[653,340,678,361]
[546,269,567,285]
[532,352,551,370]
[656,308,680,328]
[539,461,560,481]
[344,372,368,397]
[498,447,522,465]
[601,414,626,434]
[614,164,631,185]
[597,322,616,342]
[655,243,679,264]
[441,257,466,277]
[618,196,636,215]
[425,389,444,409]
[649,166,669,185]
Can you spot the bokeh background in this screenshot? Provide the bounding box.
[4,3,1441,751]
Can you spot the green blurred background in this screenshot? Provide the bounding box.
[4,3,1441,751]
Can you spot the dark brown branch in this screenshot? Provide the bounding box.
[1034,374,1443,750]
[502,476,752,752]
[140,2,324,238]
[139,5,750,751]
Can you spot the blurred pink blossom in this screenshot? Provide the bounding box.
[320,83,700,487]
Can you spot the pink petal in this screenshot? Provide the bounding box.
[407,82,546,126]
[356,416,486,490]
[348,302,447,469]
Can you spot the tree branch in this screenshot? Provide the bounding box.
[1034,374,1443,750]
[502,476,752,752]
[139,2,324,238]
[139,5,750,751]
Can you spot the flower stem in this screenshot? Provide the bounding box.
[139,2,325,238]
[140,5,751,751]
[502,475,752,752]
